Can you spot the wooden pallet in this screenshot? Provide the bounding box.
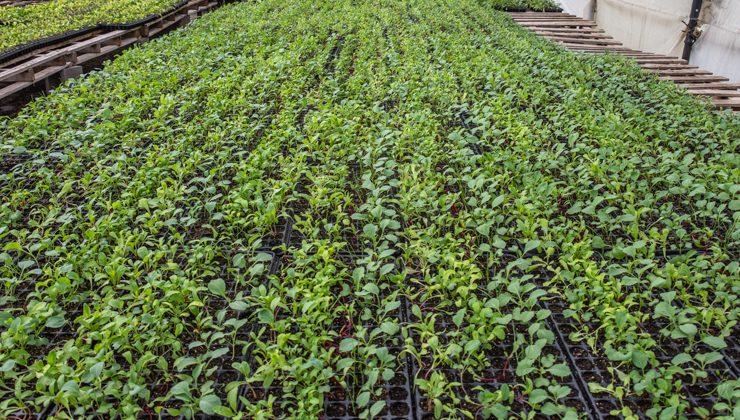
[0,0,219,105]
[0,0,49,6]
[509,12,740,111]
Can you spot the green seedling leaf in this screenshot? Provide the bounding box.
[529,388,548,405]
[208,279,226,297]
[199,394,221,415]
[453,308,466,327]
[336,358,353,371]
[476,223,491,236]
[363,224,378,238]
[671,353,692,365]
[464,339,480,353]
[379,263,394,276]
[0,360,16,372]
[214,406,235,417]
[678,323,697,337]
[547,363,571,377]
[379,321,399,336]
[257,309,274,324]
[254,252,273,262]
[370,400,385,417]
[491,195,505,208]
[523,239,541,254]
[229,300,248,311]
[632,350,648,369]
[357,391,370,408]
[175,357,197,371]
[232,253,246,268]
[339,338,359,353]
[45,315,65,329]
[363,283,380,295]
[171,381,190,398]
[702,335,726,349]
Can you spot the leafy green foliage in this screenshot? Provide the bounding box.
[483,0,560,12]
[0,0,738,418]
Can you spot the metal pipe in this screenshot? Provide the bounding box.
[682,0,703,62]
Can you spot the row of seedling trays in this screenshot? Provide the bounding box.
[14,213,738,419]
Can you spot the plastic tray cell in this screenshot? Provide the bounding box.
[287,222,365,254]
[0,151,30,174]
[721,325,740,377]
[252,219,291,251]
[548,309,738,419]
[323,350,416,420]
[323,295,414,419]
[404,293,593,419]
[409,344,592,419]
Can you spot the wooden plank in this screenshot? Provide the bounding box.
[679,83,740,90]
[0,29,128,83]
[185,0,208,8]
[33,65,67,80]
[0,81,33,98]
[523,25,604,30]
[508,12,575,14]
[661,75,729,82]
[509,13,576,17]
[646,68,713,76]
[202,2,218,12]
[4,69,35,82]
[148,18,183,37]
[64,30,127,54]
[634,59,689,65]
[688,90,740,97]
[0,50,62,82]
[512,17,584,22]
[562,45,628,51]
[48,52,77,66]
[510,15,579,18]
[0,31,103,69]
[624,54,679,59]
[79,43,102,54]
[510,16,578,19]
[566,45,631,50]
[566,48,632,53]
[711,99,740,108]
[548,37,622,45]
[634,64,697,70]
[516,21,598,27]
[619,52,666,56]
[531,28,606,33]
[534,31,612,38]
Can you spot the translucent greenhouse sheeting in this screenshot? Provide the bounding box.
[556,0,740,83]
[691,0,740,84]
[558,0,595,19]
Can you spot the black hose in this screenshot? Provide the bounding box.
[681,0,703,62]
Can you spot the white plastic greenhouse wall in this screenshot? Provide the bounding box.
[557,0,740,83]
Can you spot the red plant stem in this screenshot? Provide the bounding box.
[500,357,510,381]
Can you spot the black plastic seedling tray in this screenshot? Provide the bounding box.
[545,298,738,419]
[405,296,594,419]
[323,350,416,420]
[7,216,737,419]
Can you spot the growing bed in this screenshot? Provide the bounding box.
[0,0,186,53]
[0,0,738,418]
